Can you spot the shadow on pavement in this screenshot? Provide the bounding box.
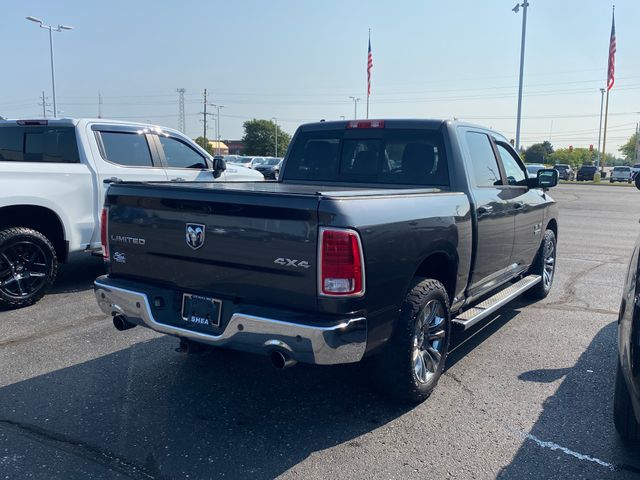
[50,256,105,294]
[0,337,412,479]
[497,321,640,479]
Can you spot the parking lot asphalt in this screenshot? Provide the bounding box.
[1,183,640,480]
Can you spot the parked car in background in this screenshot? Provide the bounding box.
[95,118,559,402]
[610,166,633,183]
[576,165,598,181]
[554,164,574,181]
[0,118,262,308]
[252,157,282,179]
[631,163,640,179]
[225,155,251,167]
[614,182,640,441]
[526,163,546,179]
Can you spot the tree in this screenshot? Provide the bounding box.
[242,119,291,156]
[194,136,215,155]
[619,132,639,163]
[524,141,553,164]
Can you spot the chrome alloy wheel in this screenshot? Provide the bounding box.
[543,238,556,289]
[0,241,49,298]
[412,299,447,384]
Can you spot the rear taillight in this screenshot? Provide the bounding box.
[319,228,364,296]
[346,120,384,129]
[100,207,109,260]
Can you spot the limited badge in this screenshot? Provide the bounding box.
[185,223,205,250]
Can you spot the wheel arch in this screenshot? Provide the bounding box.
[0,205,68,262]
[410,250,458,304]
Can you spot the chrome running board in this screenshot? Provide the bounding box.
[452,274,541,331]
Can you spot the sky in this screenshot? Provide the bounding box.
[1,0,638,155]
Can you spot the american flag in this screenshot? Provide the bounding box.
[607,10,616,90]
[367,37,373,96]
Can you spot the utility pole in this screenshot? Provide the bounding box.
[633,119,640,164]
[349,96,361,119]
[272,117,278,157]
[596,88,605,167]
[38,91,49,118]
[176,88,186,133]
[512,1,529,152]
[98,91,103,118]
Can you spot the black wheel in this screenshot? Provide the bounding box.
[0,227,58,309]
[614,359,640,442]
[370,278,451,403]
[525,229,556,300]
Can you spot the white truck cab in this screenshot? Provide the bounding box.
[0,118,262,308]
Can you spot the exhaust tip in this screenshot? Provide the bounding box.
[270,350,296,369]
[113,314,136,331]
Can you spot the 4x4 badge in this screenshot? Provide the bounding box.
[186,223,205,250]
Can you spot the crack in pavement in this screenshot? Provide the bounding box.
[526,303,618,316]
[546,261,607,310]
[0,315,106,349]
[0,419,167,480]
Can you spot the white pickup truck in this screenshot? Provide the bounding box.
[0,118,262,308]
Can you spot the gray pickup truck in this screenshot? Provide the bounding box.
[95,119,559,402]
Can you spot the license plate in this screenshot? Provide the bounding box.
[181,294,222,329]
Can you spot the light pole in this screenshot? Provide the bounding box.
[26,16,73,118]
[512,1,529,152]
[349,96,361,119]
[271,117,278,157]
[596,88,605,167]
[210,104,224,155]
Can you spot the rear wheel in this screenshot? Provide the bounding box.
[614,359,640,442]
[0,227,58,309]
[371,278,450,403]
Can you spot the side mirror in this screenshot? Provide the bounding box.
[537,168,558,189]
[211,157,226,178]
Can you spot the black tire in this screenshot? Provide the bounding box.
[525,229,556,300]
[0,227,58,309]
[370,278,451,403]
[614,359,640,442]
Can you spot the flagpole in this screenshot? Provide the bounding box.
[366,28,371,119]
[601,88,610,174]
[601,5,615,174]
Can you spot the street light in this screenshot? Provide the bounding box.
[349,96,361,120]
[512,1,529,152]
[210,104,224,155]
[26,16,73,118]
[271,117,278,157]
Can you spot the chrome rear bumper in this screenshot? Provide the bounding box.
[94,277,367,365]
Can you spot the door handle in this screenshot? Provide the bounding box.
[477,205,494,216]
[103,177,122,185]
[171,177,186,182]
[513,202,525,210]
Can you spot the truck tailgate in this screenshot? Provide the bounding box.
[105,183,319,313]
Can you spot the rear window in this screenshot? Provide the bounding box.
[614,166,630,171]
[0,126,79,163]
[283,129,448,186]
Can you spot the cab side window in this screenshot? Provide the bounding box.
[465,132,502,187]
[496,143,527,186]
[99,131,154,167]
[158,136,207,169]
